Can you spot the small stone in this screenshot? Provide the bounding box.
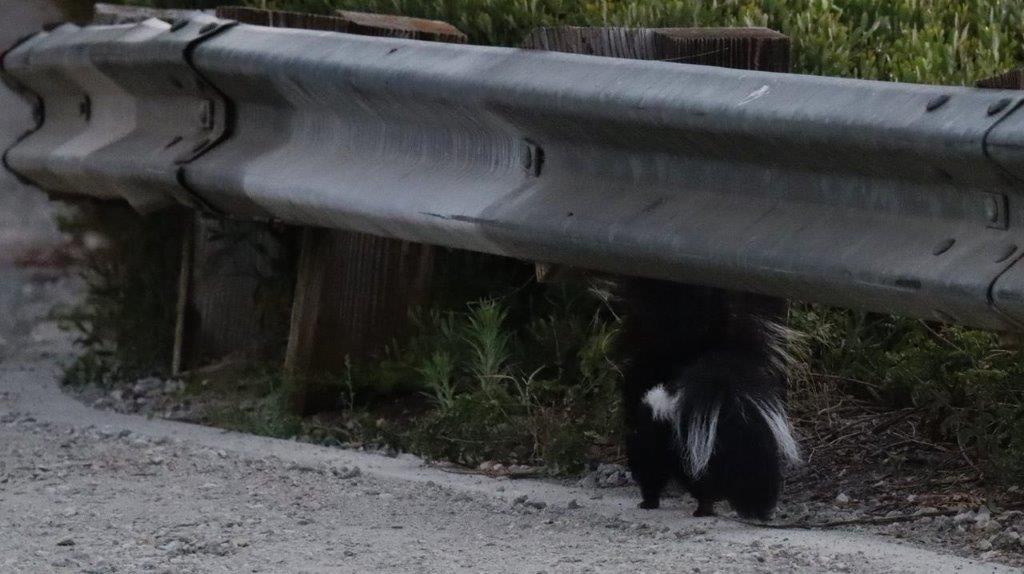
[835,493,850,505]
[980,550,1001,561]
[331,466,361,479]
[976,505,992,524]
[287,462,321,473]
[513,495,529,505]
[478,461,497,471]
[527,500,547,510]
[977,539,993,551]
[996,531,1021,548]
[133,377,163,396]
[954,510,976,525]
[567,499,581,510]
[998,510,1023,521]
[56,538,75,547]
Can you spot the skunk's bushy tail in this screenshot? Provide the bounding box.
[642,348,800,517]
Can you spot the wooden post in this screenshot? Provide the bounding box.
[178,215,296,372]
[215,6,466,42]
[521,26,789,70]
[170,215,193,376]
[522,26,790,283]
[978,69,1024,90]
[215,6,466,414]
[89,5,298,377]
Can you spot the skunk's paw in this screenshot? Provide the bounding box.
[693,500,717,517]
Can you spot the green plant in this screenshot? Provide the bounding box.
[203,393,304,438]
[396,285,621,472]
[56,203,186,387]
[419,351,457,409]
[464,299,513,383]
[790,305,1024,478]
[251,0,1024,85]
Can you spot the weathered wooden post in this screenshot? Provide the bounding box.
[213,6,467,414]
[172,216,296,374]
[978,69,1024,90]
[521,26,789,71]
[90,5,296,378]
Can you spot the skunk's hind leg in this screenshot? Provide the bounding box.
[693,499,717,517]
[626,429,672,510]
[687,480,720,517]
[638,470,669,510]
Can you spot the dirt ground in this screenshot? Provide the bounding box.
[1,266,1021,574]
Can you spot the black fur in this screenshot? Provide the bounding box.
[615,277,792,520]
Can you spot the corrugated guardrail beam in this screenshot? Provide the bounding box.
[6,16,1024,331]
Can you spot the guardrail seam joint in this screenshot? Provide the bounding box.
[172,18,238,216]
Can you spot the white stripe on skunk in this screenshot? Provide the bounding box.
[749,398,802,467]
[641,384,679,422]
[641,384,800,478]
[758,317,805,375]
[685,400,721,478]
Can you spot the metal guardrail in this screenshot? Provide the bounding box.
[6,16,1024,331]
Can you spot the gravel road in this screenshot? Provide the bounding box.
[0,267,1017,573]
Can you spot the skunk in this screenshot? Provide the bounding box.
[615,277,800,520]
